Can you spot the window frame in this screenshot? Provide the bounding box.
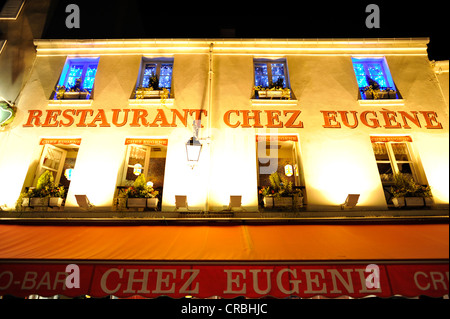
[253,58,290,89]
[372,141,420,185]
[137,58,174,92]
[121,145,152,185]
[58,57,100,93]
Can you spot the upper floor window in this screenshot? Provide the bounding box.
[54,57,100,100]
[253,59,292,100]
[352,57,399,100]
[135,58,174,99]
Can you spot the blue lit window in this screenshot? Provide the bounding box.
[352,57,398,99]
[56,57,100,96]
[139,59,173,91]
[254,59,288,89]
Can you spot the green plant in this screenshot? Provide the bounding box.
[15,170,65,210]
[68,78,82,92]
[148,73,160,90]
[55,85,66,99]
[122,174,159,198]
[391,173,432,198]
[36,170,54,190]
[270,77,286,89]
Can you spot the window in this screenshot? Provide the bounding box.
[135,59,174,98]
[256,135,305,209]
[253,59,291,99]
[20,139,81,209]
[54,57,100,100]
[352,57,399,100]
[32,140,81,190]
[371,136,425,204]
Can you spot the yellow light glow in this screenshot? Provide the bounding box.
[304,138,385,209]
[285,164,293,177]
[34,38,429,58]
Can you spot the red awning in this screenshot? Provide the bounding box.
[0,224,448,298]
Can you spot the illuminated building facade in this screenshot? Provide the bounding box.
[0,37,448,301]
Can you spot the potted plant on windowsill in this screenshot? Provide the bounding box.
[121,174,159,210]
[362,76,397,100]
[55,78,90,100]
[18,170,65,210]
[390,173,433,208]
[260,172,303,209]
[254,78,291,100]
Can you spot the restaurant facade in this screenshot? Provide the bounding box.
[0,38,448,299]
[0,38,449,213]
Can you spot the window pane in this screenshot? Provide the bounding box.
[397,163,414,176]
[83,65,97,90]
[159,64,173,89]
[125,146,147,182]
[254,63,269,88]
[67,64,84,88]
[372,143,390,161]
[353,63,365,76]
[391,143,410,161]
[142,64,157,88]
[271,63,286,87]
[43,148,63,170]
[127,146,146,166]
[377,163,394,182]
[353,63,369,88]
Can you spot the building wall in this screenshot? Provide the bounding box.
[0,0,52,102]
[0,39,448,212]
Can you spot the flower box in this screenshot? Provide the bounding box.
[364,90,397,100]
[79,91,89,99]
[62,91,89,100]
[392,197,433,208]
[127,198,147,208]
[49,197,64,207]
[147,198,159,210]
[63,92,81,99]
[263,196,303,208]
[22,197,63,208]
[257,89,290,99]
[29,197,49,207]
[21,198,30,207]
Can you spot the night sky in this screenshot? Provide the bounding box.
[42,0,448,61]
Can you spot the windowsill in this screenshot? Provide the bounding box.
[358,99,405,107]
[251,98,298,106]
[128,98,175,106]
[48,99,93,107]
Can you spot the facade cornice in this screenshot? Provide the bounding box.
[33,38,430,57]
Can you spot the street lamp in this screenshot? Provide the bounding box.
[186,136,202,163]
